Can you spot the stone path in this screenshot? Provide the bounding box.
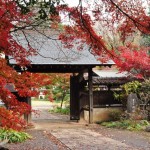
[31,109,150,150]
[5,103,150,150]
[50,128,138,150]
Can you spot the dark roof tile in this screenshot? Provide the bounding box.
[9,30,114,65]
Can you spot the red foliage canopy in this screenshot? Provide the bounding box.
[57,0,150,78]
[0,0,150,130]
[0,0,51,130]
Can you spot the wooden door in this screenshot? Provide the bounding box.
[70,75,80,120]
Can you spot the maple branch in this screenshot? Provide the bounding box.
[32,27,59,40]
[33,51,58,61]
[0,10,9,20]
[78,10,116,59]
[109,0,149,33]
[11,20,44,32]
[22,30,30,47]
[20,31,70,62]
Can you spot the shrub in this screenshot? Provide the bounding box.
[49,106,70,115]
[0,128,32,143]
[123,81,142,95]
[114,79,150,120]
[108,109,122,121]
[139,78,150,118]
[101,119,150,131]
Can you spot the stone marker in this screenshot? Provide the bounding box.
[127,93,140,113]
[145,126,150,132]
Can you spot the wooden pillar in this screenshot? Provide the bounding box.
[88,68,93,123]
[24,97,31,123]
[70,75,80,120]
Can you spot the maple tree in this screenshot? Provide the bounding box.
[56,0,150,78]
[0,59,51,130]
[0,0,150,130]
[0,0,51,130]
[45,73,70,108]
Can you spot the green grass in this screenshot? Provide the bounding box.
[100,120,150,131]
[49,106,70,115]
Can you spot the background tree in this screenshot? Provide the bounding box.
[45,73,70,108]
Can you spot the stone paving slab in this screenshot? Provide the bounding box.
[50,128,139,150]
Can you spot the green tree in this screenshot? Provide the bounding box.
[45,73,70,108]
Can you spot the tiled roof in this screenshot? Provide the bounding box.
[93,70,129,78]
[9,30,114,66]
[92,70,136,85]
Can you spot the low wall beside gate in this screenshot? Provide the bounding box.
[84,107,123,122]
[80,90,123,122]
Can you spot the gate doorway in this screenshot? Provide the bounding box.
[31,99,70,125]
[8,30,114,124]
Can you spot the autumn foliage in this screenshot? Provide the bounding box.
[57,0,150,78]
[0,0,51,130]
[113,45,150,78]
[0,0,150,130]
[0,59,51,130]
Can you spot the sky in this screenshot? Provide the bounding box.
[63,0,89,7]
[64,0,79,6]
[60,0,81,24]
[61,0,91,24]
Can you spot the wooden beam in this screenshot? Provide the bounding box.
[88,68,93,123]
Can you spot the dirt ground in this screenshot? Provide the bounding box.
[4,102,150,150]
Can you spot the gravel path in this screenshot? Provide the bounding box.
[92,126,150,150]
[3,108,150,150]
